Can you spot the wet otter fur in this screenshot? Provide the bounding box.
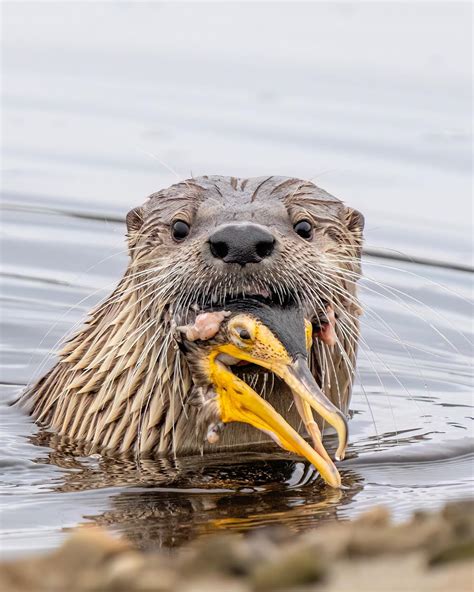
[20,176,364,457]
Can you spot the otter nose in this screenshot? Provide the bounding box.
[209,224,275,265]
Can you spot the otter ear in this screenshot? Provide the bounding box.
[344,207,365,234]
[126,206,144,248]
[344,207,364,262]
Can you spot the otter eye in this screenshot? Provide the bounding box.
[172,220,190,241]
[235,327,252,341]
[294,219,313,240]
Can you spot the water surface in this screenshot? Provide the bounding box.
[1,2,472,558]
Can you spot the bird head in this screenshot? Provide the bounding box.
[176,299,348,488]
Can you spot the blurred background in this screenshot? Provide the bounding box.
[1,2,472,558]
[2,2,472,262]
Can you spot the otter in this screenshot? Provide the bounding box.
[19,176,364,459]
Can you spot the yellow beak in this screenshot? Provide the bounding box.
[273,357,348,462]
[206,343,347,488]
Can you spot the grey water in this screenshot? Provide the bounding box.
[1,3,472,557]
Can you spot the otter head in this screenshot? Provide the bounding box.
[126,176,364,332]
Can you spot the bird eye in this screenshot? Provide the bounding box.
[294,219,313,240]
[172,220,190,241]
[236,327,252,341]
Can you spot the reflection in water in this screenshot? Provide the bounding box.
[91,483,354,550]
[29,431,362,549]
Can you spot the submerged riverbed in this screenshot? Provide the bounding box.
[1,3,472,558]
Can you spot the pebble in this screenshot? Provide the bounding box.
[1,501,472,592]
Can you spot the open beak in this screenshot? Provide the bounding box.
[209,342,348,487]
[209,355,342,488]
[273,357,348,461]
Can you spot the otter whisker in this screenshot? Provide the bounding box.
[24,242,155,377]
[316,268,428,416]
[336,315,398,443]
[322,256,472,350]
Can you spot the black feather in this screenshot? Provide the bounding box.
[218,298,307,360]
